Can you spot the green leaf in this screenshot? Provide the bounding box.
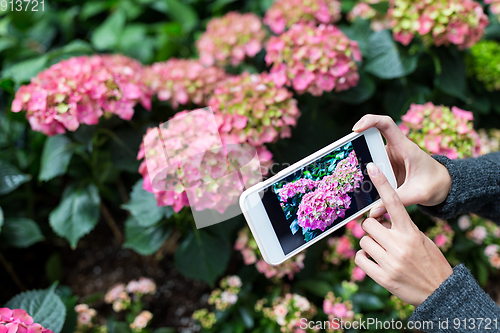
[39,135,74,182]
[108,321,132,333]
[336,71,376,104]
[434,48,468,101]
[0,160,31,195]
[351,292,385,310]
[5,284,66,333]
[364,30,418,79]
[1,55,48,86]
[122,180,173,227]
[0,206,3,233]
[123,217,172,255]
[49,184,101,249]
[80,1,108,20]
[165,0,198,33]
[0,218,44,248]
[91,9,126,50]
[340,19,372,56]
[175,229,230,286]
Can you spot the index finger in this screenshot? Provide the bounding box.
[366,163,414,232]
[352,115,407,147]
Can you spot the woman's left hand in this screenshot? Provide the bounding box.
[355,163,453,307]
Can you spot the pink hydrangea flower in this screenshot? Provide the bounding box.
[196,12,266,67]
[399,103,482,159]
[126,277,156,295]
[323,292,357,325]
[257,293,316,332]
[346,220,365,239]
[266,23,361,96]
[11,55,152,136]
[208,72,301,146]
[351,266,366,282]
[471,226,488,244]
[426,220,454,251]
[484,244,499,258]
[263,0,341,34]
[389,0,489,49]
[297,151,363,231]
[144,59,227,108]
[235,227,306,280]
[485,0,500,23]
[347,1,391,31]
[0,308,53,333]
[279,179,318,203]
[138,109,273,213]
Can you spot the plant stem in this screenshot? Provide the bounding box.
[0,251,26,291]
[100,202,124,244]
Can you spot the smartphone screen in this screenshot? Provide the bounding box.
[259,135,380,255]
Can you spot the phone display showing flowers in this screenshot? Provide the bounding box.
[273,142,364,242]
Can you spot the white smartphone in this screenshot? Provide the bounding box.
[239,128,396,265]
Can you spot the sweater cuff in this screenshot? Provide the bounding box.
[409,264,500,333]
[418,154,500,221]
[418,155,458,219]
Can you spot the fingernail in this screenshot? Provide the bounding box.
[370,207,385,217]
[352,120,364,131]
[367,163,380,176]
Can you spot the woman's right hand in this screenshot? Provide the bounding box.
[352,115,452,218]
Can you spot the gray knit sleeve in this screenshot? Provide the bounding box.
[418,152,500,224]
[409,264,500,333]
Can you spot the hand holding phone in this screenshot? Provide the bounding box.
[240,128,397,265]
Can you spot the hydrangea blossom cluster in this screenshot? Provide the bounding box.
[297,151,363,232]
[138,110,273,213]
[263,0,341,34]
[104,283,131,312]
[347,0,391,31]
[457,215,500,268]
[426,219,454,251]
[208,275,242,311]
[192,309,216,329]
[399,103,482,159]
[389,0,489,48]
[104,277,156,312]
[278,178,317,203]
[235,227,306,280]
[256,293,316,333]
[323,291,361,333]
[479,129,500,155]
[196,12,266,67]
[265,23,362,96]
[130,311,153,332]
[0,308,54,333]
[208,72,301,146]
[192,276,242,329]
[323,220,364,266]
[468,41,500,92]
[126,277,156,295]
[485,0,500,23]
[12,55,152,136]
[75,304,97,329]
[324,235,356,265]
[389,296,415,320]
[144,59,227,108]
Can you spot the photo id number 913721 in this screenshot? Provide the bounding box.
[1,0,44,11]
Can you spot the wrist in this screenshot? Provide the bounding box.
[430,162,451,206]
